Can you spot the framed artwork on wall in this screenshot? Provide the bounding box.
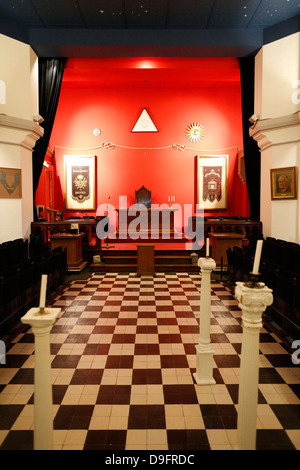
[36,205,45,219]
[270,166,297,200]
[197,155,228,210]
[131,108,158,133]
[64,155,96,210]
[0,168,22,199]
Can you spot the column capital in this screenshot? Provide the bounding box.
[198,257,216,272]
[235,282,273,328]
[21,307,61,333]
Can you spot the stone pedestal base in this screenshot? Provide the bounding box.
[194,256,216,386]
[193,344,216,385]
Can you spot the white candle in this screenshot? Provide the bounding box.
[39,274,48,310]
[252,240,263,275]
[168,196,170,202]
[206,238,210,257]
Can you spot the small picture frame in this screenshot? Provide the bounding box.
[0,168,22,199]
[36,205,45,220]
[270,166,297,200]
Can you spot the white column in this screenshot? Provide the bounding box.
[0,114,43,243]
[235,281,273,450]
[193,256,216,385]
[250,112,300,242]
[21,307,61,450]
[252,32,300,243]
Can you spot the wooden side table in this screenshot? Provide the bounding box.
[137,244,155,276]
[50,233,87,272]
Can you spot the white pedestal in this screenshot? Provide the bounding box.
[193,257,216,385]
[21,307,61,450]
[235,281,273,450]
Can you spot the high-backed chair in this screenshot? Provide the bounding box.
[135,185,151,208]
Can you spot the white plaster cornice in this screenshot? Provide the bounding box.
[250,111,300,150]
[0,113,44,150]
[250,111,300,133]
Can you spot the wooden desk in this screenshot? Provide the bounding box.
[209,232,244,268]
[31,219,104,247]
[50,233,87,272]
[137,244,155,275]
[189,218,262,241]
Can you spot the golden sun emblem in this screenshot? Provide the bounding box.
[185,122,205,143]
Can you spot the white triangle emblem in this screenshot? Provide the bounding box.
[131,108,158,133]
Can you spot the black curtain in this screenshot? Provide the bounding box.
[32,57,66,220]
[239,57,261,221]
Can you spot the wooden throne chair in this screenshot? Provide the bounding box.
[135,185,151,208]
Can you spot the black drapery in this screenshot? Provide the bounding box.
[32,57,66,220]
[239,57,261,221]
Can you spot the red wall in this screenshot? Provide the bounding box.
[39,57,249,221]
[34,152,54,219]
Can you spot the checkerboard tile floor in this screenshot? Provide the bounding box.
[0,272,300,450]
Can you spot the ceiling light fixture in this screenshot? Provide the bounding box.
[139,60,155,69]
